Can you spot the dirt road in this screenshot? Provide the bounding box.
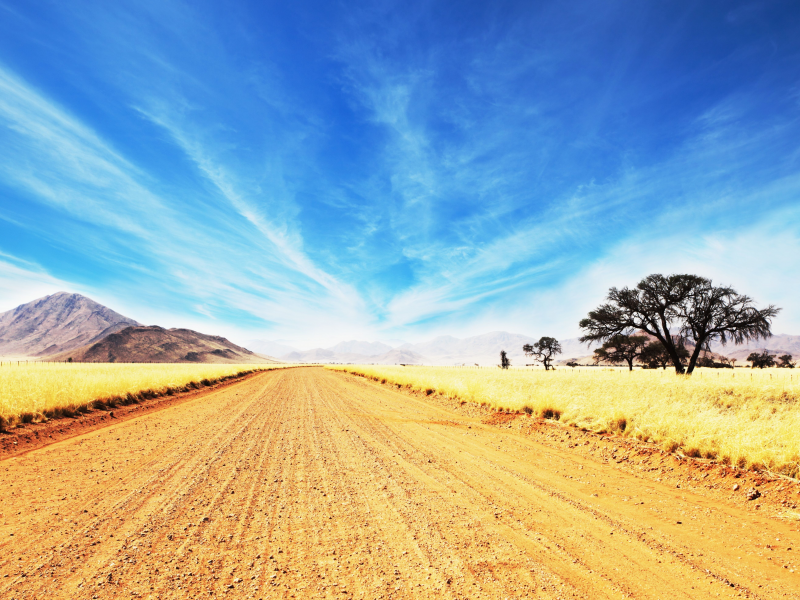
[1,367,798,599]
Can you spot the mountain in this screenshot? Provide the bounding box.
[372,348,427,365]
[282,348,338,362]
[708,334,800,362]
[282,346,428,365]
[0,292,140,357]
[51,325,278,364]
[243,339,298,357]
[557,337,593,358]
[328,340,393,356]
[267,331,800,366]
[399,332,542,366]
[398,335,461,359]
[253,339,393,363]
[277,332,589,365]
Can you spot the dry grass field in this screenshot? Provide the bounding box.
[327,364,800,478]
[0,361,289,429]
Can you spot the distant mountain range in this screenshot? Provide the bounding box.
[281,346,429,365]
[243,339,298,358]
[0,292,139,357]
[52,325,274,364]
[398,332,548,366]
[0,293,277,364]
[259,332,591,365]
[255,331,798,366]
[708,335,800,362]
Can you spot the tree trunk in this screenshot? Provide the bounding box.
[626,357,634,371]
[654,313,685,374]
[685,338,705,374]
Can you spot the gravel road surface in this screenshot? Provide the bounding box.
[1,367,798,599]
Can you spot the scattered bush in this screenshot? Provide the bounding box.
[541,408,561,420]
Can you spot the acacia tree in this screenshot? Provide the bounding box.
[697,353,733,368]
[639,340,689,369]
[592,347,619,366]
[579,274,779,374]
[592,334,648,370]
[748,351,776,368]
[523,337,561,370]
[778,354,795,368]
[499,350,511,369]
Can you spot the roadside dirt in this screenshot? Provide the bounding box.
[0,367,798,599]
[401,384,800,518]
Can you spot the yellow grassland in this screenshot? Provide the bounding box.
[0,362,291,428]
[327,364,800,478]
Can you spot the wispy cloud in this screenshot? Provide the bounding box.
[1,0,798,345]
[135,104,359,304]
[323,0,800,337]
[0,67,161,238]
[0,60,367,342]
[0,253,76,312]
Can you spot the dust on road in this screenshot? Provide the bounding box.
[0,367,798,599]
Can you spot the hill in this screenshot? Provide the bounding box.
[271,332,589,365]
[282,348,338,363]
[708,334,800,362]
[282,347,428,365]
[369,348,427,365]
[274,332,556,365]
[328,340,393,356]
[243,339,298,358]
[52,326,278,364]
[399,332,542,366]
[0,292,140,357]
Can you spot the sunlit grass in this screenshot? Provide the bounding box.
[0,362,290,428]
[327,364,800,478]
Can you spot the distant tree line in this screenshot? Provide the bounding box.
[579,274,779,375]
[747,351,795,369]
[500,273,780,375]
[498,337,563,370]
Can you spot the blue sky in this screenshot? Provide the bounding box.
[1,0,799,347]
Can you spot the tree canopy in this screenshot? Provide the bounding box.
[696,354,733,369]
[523,337,561,371]
[778,354,795,368]
[747,351,776,369]
[579,274,779,374]
[639,340,689,369]
[592,334,648,370]
[499,350,510,369]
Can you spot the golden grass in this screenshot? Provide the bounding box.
[327,364,800,478]
[0,362,290,429]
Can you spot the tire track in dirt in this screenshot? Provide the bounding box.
[313,375,666,598]
[0,367,798,599]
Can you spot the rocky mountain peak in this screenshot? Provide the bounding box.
[0,292,140,357]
